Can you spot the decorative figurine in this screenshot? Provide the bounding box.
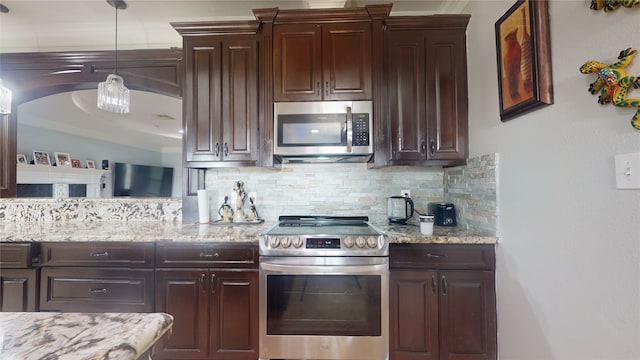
[246,197,262,222]
[590,0,640,12]
[218,196,234,222]
[233,180,247,223]
[579,48,640,130]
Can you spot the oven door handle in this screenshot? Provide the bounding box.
[346,106,353,153]
[260,262,387,274]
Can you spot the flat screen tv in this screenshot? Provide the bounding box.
[112,162,174,197]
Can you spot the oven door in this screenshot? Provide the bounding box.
[259,256,389,360]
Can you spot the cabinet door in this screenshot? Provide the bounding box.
[425,31,468,161]
[273,24,322,101]
[0,269,37,312]
[322,22,372,100]
[386,31,428,163]
[221,39,259,162]
[439,271,496,360]
[390,269,439,360]
[155,268,210,359]
[184,37,223,163]
[210,269,259,360]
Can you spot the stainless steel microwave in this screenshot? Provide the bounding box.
[273,101,373,163]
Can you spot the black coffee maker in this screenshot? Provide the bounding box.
[428,202,457,226]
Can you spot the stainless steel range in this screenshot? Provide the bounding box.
[259,215,389,360]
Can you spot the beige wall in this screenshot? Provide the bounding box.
[466,1,640,359]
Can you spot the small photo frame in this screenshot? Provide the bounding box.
[71,159,82,168]
[33,150,51,166]
[86,160,96,169]
[16,154,27,164]
[54,152,72,167]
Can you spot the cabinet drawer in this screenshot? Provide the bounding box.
[0,243,38,268]
[40,242,154,267]
[390,244,495,270]
[39,267,154,312]
[156,243,258,268]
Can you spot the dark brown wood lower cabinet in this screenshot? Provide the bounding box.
[155,268,258,360]
[0,269,38,311]
[390,244,496,360]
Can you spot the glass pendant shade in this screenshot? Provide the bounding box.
[97,73,130,113]
[0,79,12,114]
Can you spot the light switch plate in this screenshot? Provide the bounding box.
[615,152,640,189]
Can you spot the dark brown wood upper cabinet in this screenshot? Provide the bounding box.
[274,21,372,101]
[182,36,259,167]
[384,16,469,167]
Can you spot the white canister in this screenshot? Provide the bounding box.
[419,215,434,236]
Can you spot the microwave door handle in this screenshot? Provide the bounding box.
[346,106,353,153]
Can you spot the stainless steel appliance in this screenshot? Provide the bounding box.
[273,101,373,163]
[387,195,414,224]
[259,215,389,360]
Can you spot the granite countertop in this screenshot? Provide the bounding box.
[0,312,173,360]
[0,221,497,244]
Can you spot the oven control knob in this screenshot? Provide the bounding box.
[355,236,367,248]
[292,237,304,248]
[281,236,292,248]
[343,236,355,248]
[269,236,280,248]
[366,237,378,248]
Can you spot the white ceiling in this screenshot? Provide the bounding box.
[1,0,469,152]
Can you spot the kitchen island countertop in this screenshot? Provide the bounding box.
[0,312,173,360]
[0,221,497,244]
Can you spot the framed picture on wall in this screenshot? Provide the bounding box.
[495,0,553,121]
[33,150,51,166]
[16,154,27,164]
[54,152,72,167]
[71,159,82,168]
[86,160,96,169]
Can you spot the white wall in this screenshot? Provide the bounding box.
[466,1,640,359]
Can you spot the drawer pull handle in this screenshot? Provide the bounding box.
[89,288,107,294]
[427,253,446,259]
[90,251,109,258]
[210,274,216,293]
[199,252,219,259]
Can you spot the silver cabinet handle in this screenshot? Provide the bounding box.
[90,251,109,258]
[441,276,448,295]
[431,275,437,294]
[316,82,321,96]
[430,139,436,155]
[199,251,219,259]
[325,81,329,97]
[215,142,220,156]
[346,106,353,153]
[427,253,446,259]
[223,142,229,157]
[89,288,107,294]
[210,274,216,293]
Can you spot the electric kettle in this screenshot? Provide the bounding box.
[388,196,414,224]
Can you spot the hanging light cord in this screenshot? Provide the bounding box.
[114,4,119,75]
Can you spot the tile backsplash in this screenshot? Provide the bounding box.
[204,164,445,224]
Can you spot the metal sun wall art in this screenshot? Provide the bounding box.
[590,0,640,12]
[580,48,640,130]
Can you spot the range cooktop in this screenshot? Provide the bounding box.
[261,216,388,257]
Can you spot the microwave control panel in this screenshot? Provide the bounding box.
[353,114,370,146]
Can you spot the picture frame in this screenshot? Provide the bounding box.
[86,160,96,169]
[71,159,82,168]
[54,152,72,167]
[16,154,27,164]
[495,0,553,122]
[33,150,51,166]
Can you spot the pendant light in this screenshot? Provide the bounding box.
[97,0,130,113]
[0,78,12,114]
